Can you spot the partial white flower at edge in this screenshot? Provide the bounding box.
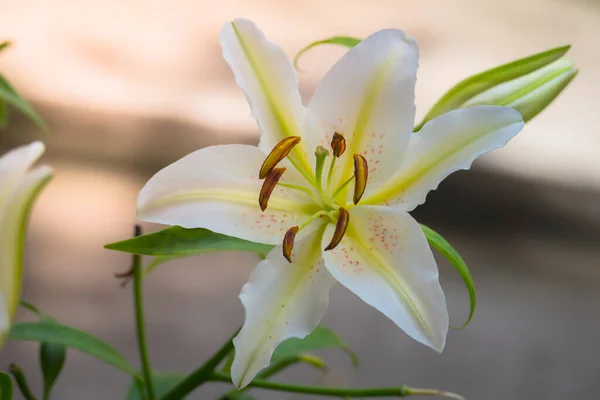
[0,142,53,351]
[136,19,525,388]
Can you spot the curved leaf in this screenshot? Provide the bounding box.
[416,45,570,130]
[105,226,274,259]
[0,371,13,399]
[272,325,358,367]
[9,322,136,376]
[0,74,46,130]
[293,36,361,69]
[40,342,67,400]
[421,224,475,329]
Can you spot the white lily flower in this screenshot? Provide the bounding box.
[137,19,524,388]
[0,142,52,350]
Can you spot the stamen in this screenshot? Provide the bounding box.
[259,167,286,211]
[282,210,332,263]
[324,207,350,251]
[331,132,346,158]
[332,175,355,200]
[277,182,313,197]
[326,156,336,189]
[353,154,368,204]
[282,226,299,263]
[259,136,301,179]
[314,145,329,195]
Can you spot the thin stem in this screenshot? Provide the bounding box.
[218,354,326,400]
[277,182,314,197]
[9,364,37,400]
[132,226,156,400]
[326,156,336,190]
[209,372,463,399]
[160,329,239,400]
[332,175,355,199]
[288,156,316,188]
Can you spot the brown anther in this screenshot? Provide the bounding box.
[324,207,349,251]
[282,226,299,263]
[259,167,286,211]
[331,132,346,158]
[353,154,368,204]
[259,136,301,179]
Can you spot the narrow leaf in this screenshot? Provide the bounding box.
[105,226,274,259]
[0,371,13,399]
[9,322,136,376]
[416,45,570,129]
[272,325,358,367]
[421,224,475,329]
[0,100,8,129]
[126,373,185,400]
[0,73,47,130]
[40,342,67,400]
[294,36,361,69]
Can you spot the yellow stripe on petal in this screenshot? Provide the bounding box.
[222,20,314,182]
[321,206,448,351]
[363,106,524,209]
[232,225,334,388]
[0,165,53,350]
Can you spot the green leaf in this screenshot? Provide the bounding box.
[19,301,68,399]
[144,255,184,277]
[272,325,358,367]
[421,224,475,329]
[105,226,274,259]
[0,371,13,399]
[0,73,47,130]
[416,45,570,130]
[294,36,361,69]
[40,342,67,400]
[126,373,185,400]
[9,322,136,376]
[0,100,8,129]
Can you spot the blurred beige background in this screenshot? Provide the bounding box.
[1,0,600,399]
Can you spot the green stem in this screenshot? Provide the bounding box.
[218,354,326,400]
[209,372,464,399]
[333,175,355,199]
[326,156,337,190]
[132,226,156,400]
[9,364,37,400]
[161,329,239,400]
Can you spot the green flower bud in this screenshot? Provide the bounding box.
[462,58,577,122]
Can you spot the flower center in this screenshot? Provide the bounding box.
[258,133,369,262]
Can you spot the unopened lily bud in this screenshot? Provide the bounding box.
[416,45,575,130]
[463,58,577,122]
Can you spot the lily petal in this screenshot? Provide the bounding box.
[308,29,418,198]
[137,144,318,245]
[0,141,45,211]
[363,106,524,209]
[220,19,313,179]
[321,205,448,351]
[0,143,52,349]
[232,226,334,388]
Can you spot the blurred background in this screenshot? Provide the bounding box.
[1,0,599,399]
